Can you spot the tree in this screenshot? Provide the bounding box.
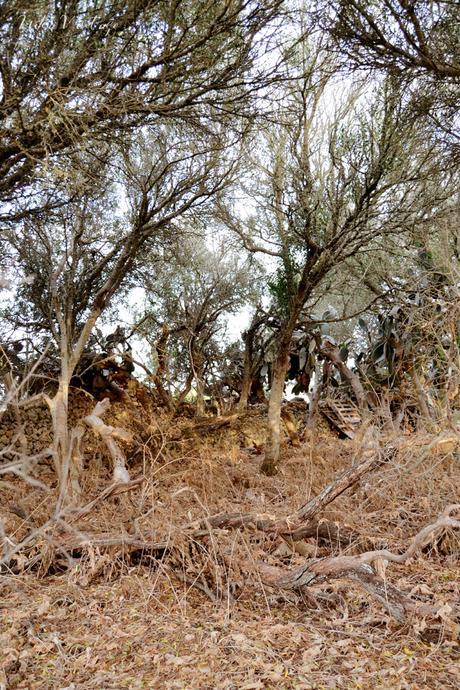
[133,236,258,415]
[0,0,285,222]
[219,56,450,474]
[314,0,460,161]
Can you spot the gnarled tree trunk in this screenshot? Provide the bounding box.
[260,288,316,474]
[46,356,83,507]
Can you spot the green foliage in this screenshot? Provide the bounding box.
[267,252,301,314]
[267,267,292,313]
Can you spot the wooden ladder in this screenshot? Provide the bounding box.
[319,399,362,439]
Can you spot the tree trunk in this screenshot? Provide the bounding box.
[306,360,323,428]
[260,343,290,475]
[48,309,103,504]
[238,335,253,411]
[412,369,433,423]
[195,371,205,417]
[320,342,369,410]
[191,347,206,417]
[173,369,195,415]
[47,374,82,508]
[238,314,264,411]
[153,325,173,410]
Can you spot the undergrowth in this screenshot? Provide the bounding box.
[1,408,459,689]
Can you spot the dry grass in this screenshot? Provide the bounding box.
[1,405,459,689]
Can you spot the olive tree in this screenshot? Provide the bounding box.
[313,0,460,161]
[219,58,450,474]
[0,0,285,222]
[133,235,259,415]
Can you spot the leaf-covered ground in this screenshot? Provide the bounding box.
[1,406,459,689]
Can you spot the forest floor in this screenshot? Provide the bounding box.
[1,398,459,689]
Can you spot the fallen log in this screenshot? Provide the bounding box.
[39,421,458,623]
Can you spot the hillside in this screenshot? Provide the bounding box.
[1,2,459,687]
[1,387,459,689]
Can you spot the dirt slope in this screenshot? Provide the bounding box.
[1,391,459,689]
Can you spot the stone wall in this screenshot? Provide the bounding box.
[0,381,157,470]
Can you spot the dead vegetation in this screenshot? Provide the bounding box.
[1,2,459,687]
[1,391,459,689]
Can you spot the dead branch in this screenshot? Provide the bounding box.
[48,505,459,622]
[55,531,169,552]
[260,504,460,622]
[284,428,390,526]
[84,398,132,482]
[193,513,358,547]
[65,476,145,525]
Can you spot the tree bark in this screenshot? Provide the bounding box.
[195,376,206,417]
[48,305,104,503]
[261,341,291,475]
[47,373,82,507]
[153,325,174,411]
